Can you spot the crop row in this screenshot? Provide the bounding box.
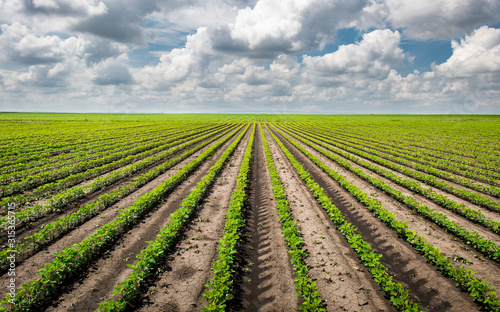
[267,125,421,311]
[319,126,500,183]
[299,124,500,195]
[282,124,500,234]
[272,125,500,311]
[310,122,500,169]
[0,123,232,232]
[0,123,177,174]
[0,123,215,182]
[96,124,250,311]
[310,123,500,175]
[0,125,245,311]
[278,125,500,262]
[0,125,238,272]
[0,122,182,168]
[0,124,221,197]
[286,124,500,212]
[0,123,227,211]
[202,124,255,311]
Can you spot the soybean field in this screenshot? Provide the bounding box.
[1,115,500,312]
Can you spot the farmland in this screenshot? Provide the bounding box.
[0,114,499,311]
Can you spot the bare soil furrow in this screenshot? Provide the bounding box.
[234,125,299,312]
[271,127,479,312]
[7,132,220,244]
[311,133,500,223]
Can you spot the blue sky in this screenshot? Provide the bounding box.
[1,0,500,114]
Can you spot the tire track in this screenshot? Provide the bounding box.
[235,125,299,312]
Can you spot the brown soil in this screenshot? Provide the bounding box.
[321,130,500,189]
[269,127,480,311]
[0,128,228,245]
[314,131,500,211]
[2,123,498,312]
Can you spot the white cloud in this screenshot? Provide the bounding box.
[91,58,134,85]
[0,23,82,65]
[303,29,405,81]
[384,0,500,40]
[210,0,368,57]
[26,0,108,17]
[1,0,500,113]
[436,26,500,78]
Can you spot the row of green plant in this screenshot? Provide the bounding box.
[0,120,202,159]
[278,125,500,262]
[307,121,500,170]
[267,125,421,311]
[299,124,500,195]
[0,124,231,231]
[0,129,154,176]
[286,124,500,213]
[0,125,237,271]
[272,125,500,311]
[0,123,213,182]
[0,124,221,197]
[0,121,154,162]
[257,123,325,311]
[0,123,174,171]
[0,124,227,211]
[0,125,245,312]
[96,124,250,311]
[308,123,500,177]
[202,124,255,311]
[282,125,500,234]
[329,127,500,182]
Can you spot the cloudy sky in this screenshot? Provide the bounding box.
[0,0,500,114]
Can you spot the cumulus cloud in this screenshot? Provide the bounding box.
[0,23,81,65]
[91,58,134,85]
[384,0,500,40]
[71,0,198,44]
[82,39,128,66]
[303,29,405,81]
[436,26,500,78]
[210,0,368,57]
[22,0,107,17]
[1,0,500,113]
[12,57,79,88]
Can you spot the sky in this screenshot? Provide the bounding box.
[0,0,500,114]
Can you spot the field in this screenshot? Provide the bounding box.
[0,114,499,311]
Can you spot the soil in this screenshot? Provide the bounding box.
[278,127,500,295]
[136,127,251,312]
[265,126,395,312]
